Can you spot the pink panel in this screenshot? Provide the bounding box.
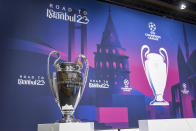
[97,107,128,123]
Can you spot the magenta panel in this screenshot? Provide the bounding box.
[97,107,128,123]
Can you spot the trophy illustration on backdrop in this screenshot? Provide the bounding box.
[141,45,169,106]
[47,51,89,122]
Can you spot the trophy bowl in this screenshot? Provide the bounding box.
[47,51,89,122]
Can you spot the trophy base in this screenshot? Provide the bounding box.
[150,100,169,106]
[38,122,94,131]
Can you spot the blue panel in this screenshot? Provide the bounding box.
[75,105,96,121]
[112,94,147,128]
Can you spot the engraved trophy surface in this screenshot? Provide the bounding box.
[141,45,169,106]
[47,51,89,122]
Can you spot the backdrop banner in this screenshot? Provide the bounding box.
[0,0,196,130]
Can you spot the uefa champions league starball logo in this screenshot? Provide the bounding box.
[124,79,129,87]
[145,22,161,41]
[121,79,132,93]
[148,22,156,34]
[181,82,189,94]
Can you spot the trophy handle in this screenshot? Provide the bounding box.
[76,54,89,98]
[159,48,169,75]
[73,54,89,111]
[141,45,150,74]
[47,51,61,103]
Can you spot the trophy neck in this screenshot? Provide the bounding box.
[56,62,81,72]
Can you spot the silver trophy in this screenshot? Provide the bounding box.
[141,45,169,106]
[47,51,89,122]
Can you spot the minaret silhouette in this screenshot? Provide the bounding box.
[183,24,189,60]
[177,44,190,82]
[182,24,195,74]
[94,7,130,106]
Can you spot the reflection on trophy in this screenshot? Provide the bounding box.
[141,45,169,106]
[47,51,89,122]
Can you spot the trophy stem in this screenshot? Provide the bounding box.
[59,113,79,123]
[150,94,169,106]
[156,94,164,101]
